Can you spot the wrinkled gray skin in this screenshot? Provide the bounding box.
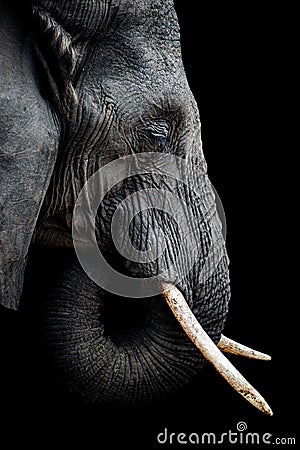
[0,0,230,407]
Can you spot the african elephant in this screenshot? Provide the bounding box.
[0,0,271,414]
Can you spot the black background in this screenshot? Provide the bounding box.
[0,2,295,449]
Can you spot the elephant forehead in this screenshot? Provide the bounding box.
[83,59,189,118]
[79,3,183,85]
[88,38,184,89]
[36,0,181,45]
[114,0,181,51]
[36,0,186,106]
[80,26,187,116]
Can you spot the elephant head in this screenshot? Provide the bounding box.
[0,0,272,414]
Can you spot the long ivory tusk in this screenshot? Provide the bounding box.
[218,335,271,361]
[161,283,273,416]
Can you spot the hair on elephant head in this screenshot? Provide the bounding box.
[0,0,272,415]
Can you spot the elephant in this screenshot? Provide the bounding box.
[0,0,272,414]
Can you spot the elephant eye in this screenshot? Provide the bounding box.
[150,133,168,146]
[144,120,170,149]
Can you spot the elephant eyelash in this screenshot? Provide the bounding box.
[146,121,170,137]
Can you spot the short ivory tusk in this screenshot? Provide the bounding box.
[161,283,273,416]
[218,335,271,361]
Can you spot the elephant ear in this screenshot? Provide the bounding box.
[0,3,59,309]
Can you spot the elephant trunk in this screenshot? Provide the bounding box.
[25,243,271,414]
[28,247,229,407]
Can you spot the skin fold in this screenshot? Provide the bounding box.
[0,0,231,406]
